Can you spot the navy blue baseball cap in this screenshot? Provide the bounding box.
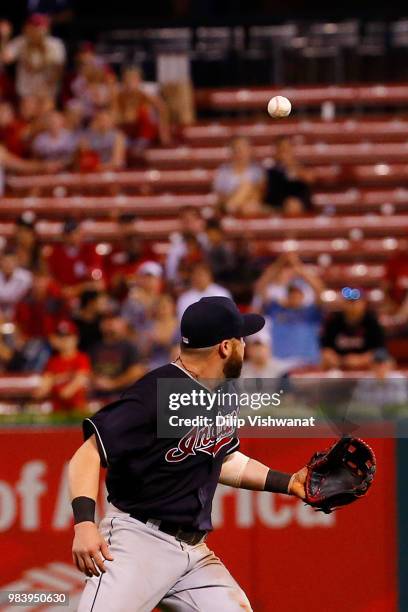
[180,296,265,349]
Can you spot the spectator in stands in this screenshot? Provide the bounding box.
[213,136,266,216]
[203,221,259,304]
[228,237,260,305]
[19,93,39,121]
[0,249,32,319]
[321,287,386,370]
[73,290,107,354]
[64,99,85,135]
[89,312,145,399]
[15,268,66,340]
[0,322,51,373]
[241,325,293,379]
[254,252,324,366]
[350,348,408,414]
[0,20,13,100]
[204,218,235,284]
[44,218,104,298]
[26,0,74,42]
[121,261,163,333]
[0,103,24,155]
[142,294,179,368]
[13,213,42,270]
[69,43,117,120]
[265,137,314,214]
[11,95,43,157]
[166,206,208,281]
[36,93,56,120]
[31,110,77,164]
[34,319,90,411]
[2,14,66,100]
[370,348,406,384]
[12,95,59,157]
[115,66,171,156]
[173,233,207,290]
[104,214,155,299]
[0,19,12,46]
[254,252,316,310]
[177,262,231,320]
[79,110,126,171]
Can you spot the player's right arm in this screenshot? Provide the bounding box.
[68,435,114,577]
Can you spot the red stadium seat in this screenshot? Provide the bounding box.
[6,162,408,196]
[182,117,408,145]
[0,194,216,218]
[1,214,408,241]
[196,83,408,111]
[144,142,408,169]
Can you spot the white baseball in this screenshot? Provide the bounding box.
[267,96,292,118]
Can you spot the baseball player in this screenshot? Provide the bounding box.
[69,297,307,611]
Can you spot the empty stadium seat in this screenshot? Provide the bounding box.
[182,118,408,145]
[196,83,408,111]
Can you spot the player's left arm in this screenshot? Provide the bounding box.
[219,451,307,499]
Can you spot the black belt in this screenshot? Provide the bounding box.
[129,512,207,546]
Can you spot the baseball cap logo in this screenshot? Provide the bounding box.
[182,337,189,344]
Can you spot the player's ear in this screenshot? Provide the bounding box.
[218,340,230,359]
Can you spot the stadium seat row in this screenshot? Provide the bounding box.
[7,163,408,195]
[1,188,407,219]
[144,142,408,168]
[196,83,408,110]
[182,117,408,145]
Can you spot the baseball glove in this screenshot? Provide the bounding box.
[304,436,376,514]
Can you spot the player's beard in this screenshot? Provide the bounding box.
[223,344,244,379]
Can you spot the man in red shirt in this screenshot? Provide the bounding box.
[15,269,67,339]
[44,219,104,298]
[34,320,90,412]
